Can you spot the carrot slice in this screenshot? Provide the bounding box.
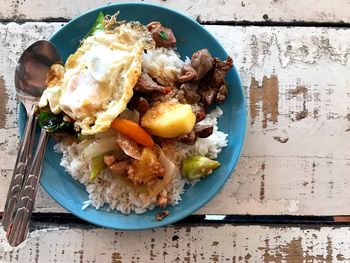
[111,118,154,147]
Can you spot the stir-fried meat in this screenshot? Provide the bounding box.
[195,109,206,123]
[216,82,228,103]
[147,21,176,48]
[178,83,201,104]
[129,97,150,117]
[194,125,213,138]
[156,210,169,221]
[156,189,168,207]
[198,56,233,108]
[198,87,217,108]
[191,49,214,81]
[110,160,131,175]
[177,131,197,145]
[135,72,171,94]
[177,64,197,83]
[177,125,214,144]
[149,159,165,179]
[104,155,116,166]
[211,56,233,85]
[126,165,135,181]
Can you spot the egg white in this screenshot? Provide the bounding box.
[41,22,154,135]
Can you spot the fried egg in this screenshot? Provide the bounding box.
[40,22,154,135]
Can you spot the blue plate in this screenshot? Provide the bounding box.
[18,2,246,230]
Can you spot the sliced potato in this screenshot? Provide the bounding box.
[141,102,196,138]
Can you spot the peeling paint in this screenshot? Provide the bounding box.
[289,85,308,121]
[260,163,266,201]
[346,113,350,121]
[325,237,333,263]
[249,75,279,128]
[311,162,316,194]
[212,241,219,247]
[273,136,289,143]
[2,0,350,24]
[258,236,338,262]
[0,76,7,129]
[295,110,308,120]
[337,253,347,261]
[244,253,251,262]
[288,86,308,97]
[111,252,122,263]
[2,225,350,262]
[34,241,39,263]
[74,250,84,263]
[279,238,304,262]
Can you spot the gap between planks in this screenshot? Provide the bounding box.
[3,19,350,29]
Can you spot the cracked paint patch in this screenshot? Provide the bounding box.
[0,76,7,129]
[249,75,279,129]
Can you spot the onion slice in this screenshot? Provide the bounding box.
[82,136,121,160]
[116,133,142,160]
[157,145,179,180]
[146,145,180,198]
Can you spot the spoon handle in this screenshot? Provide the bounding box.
[2,106,37,233]
[6,129,49,247]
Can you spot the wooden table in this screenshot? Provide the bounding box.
[1,0,350,261]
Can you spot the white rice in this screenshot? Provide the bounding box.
[142,47,183,86]
[54,47,228,214]
[55,107,227,214]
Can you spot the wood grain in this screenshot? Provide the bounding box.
[1,223,350,262]
[1,22,350,216]
[1,0,350,24]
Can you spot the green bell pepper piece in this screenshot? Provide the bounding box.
[90,154,105,182]
[181,155,220,180]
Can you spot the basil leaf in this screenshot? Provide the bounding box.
[38,111,73,134]
[159,30,168,40]
[85,11,105,38]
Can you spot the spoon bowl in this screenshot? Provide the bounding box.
[14,40,60,114]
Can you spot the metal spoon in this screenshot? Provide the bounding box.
[2,40,60,245]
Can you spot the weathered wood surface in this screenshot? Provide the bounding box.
[1,0,350,24]
[1,223,350,262]
[1,22,350,216]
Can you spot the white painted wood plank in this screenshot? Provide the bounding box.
[1,224,350,262]
[198,25,350,215]
[1,23,350,216]
[2,0,350,23]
